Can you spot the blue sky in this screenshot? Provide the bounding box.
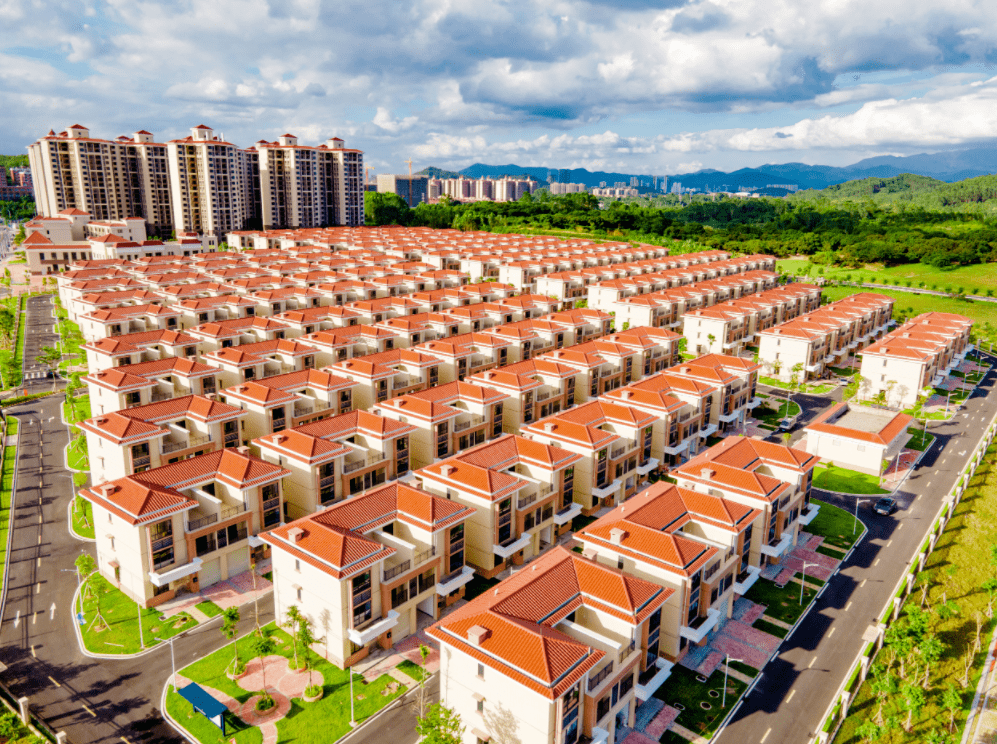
[3,0,997,176]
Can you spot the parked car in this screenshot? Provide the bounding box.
[873,496,897,515]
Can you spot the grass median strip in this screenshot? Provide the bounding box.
[76,580,197,655]
[0,416,18,588]
[832,446,997,743]
[71,496,94,540]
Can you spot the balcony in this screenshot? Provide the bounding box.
[453,414,484,433]
[680,608,721,644]
[698,423,718,439]
[746,396,764,409]
[662,439,691,456]
[148,557,202,588]
[163,433,212,454]
[592,478,621,499]
[493,532,531,559]
[733,566,762,595]
[553,502,582,525]
[347,610,399,646]
[760,532,793,558]
[343,450,386,474]
[618,640,636,664]
[186,503,246,533]
[150,389,174,403]
[636,658,675,702]
[518,492,537,510]
[636,458,659,475]
[718,409,741,423]
[436,566,475,595]
[798,502,820,526]
[587,661,615,692]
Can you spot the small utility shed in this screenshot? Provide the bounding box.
[802,402,913,475]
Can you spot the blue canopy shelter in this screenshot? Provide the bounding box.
[178,683,227,735]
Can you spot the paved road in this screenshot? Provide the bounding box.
[0,294,276,743]
[716,356,997,744]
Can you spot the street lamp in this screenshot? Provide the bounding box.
[349,666,357,727]
[155,635,178,692]
[722,654,743,709]
[853,497,871,535]
[800,562,819,605]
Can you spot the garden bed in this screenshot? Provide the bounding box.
[653,664,747,740]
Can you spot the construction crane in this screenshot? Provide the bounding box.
[365,166,375,185]
[405,159,413,177]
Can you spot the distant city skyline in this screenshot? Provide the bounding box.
[3,1,997,178]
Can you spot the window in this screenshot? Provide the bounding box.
[295,559,301,572]
[476,698,484,714]
[296,587,302,602]
[477,663,485,678]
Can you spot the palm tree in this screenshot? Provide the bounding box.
[250,632,277,707]
[284,605,302,670]
[297,616,317,692]
[221,607,241,674]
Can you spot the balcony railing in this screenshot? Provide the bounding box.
[151,536,173,552]
[319,474,336,489]
[518,493,537,510]
[413,547,436,566]
[535,390,551,402]
[611,447,627,460]
[132,455,151,469]
[150,390,174,403]
[163,434,211,454]
[618,640,636,664]
[588,662,614,691]
[187,512,218,531]
[384,560,411,582]
[343,451,385,474]
[223,431,240,446]
[262,497,280,512]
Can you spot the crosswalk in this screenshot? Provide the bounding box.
[24,370,47,380]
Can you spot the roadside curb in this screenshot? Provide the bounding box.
[70,581,224,661]
[65,499,95,543]
[0,413,21,632]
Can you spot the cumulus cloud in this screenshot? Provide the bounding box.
[3,0,997,173]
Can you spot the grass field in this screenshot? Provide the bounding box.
[778,259,997,298]
[654,664,748,740]
[905,427,936,452]
[0,415,18,588]
[76,579,197,654]
[833,448,997,743]
[71,495,94,539]
[813,464,889,495]
[808,498,865,551]
[195,600,223,618]
[63,394,91,424]
[166,622,404,744]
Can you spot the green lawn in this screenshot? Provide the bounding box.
[0,416,18,589]
[195,600,223,619]
[805,383,836,395]
[396,658,429,682]
[743,575,820,626]
[727,659,759,678]
[833,448,997,743]
[54,307,87,371]
[77,580,197,654]
[753,618,788,638]
[67,441,89,471]
[778,258,997,299]
[905,427,936,452]
[753,401,802,426]
[813,465,889,495]
[166,622,405,744]
[71,495,94,539]
[759,376,794,390]
[653,664,748,739]
[63,394,91,424]
[808,499,865,551]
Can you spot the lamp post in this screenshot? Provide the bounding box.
[853,497,870,535]
[155,635,177,692]
[800,562,819,605]
[349,666,356,727]
[723,654,743,709]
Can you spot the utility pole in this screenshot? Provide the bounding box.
[405,159,413,177]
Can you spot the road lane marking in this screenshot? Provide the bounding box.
[786,689,796,702]
[82,705,96,718]
[49,603,55,620]
[886,540,892,547]
[845,601,853,611]
[35,584,40,595]
[32,612,36,625]
[874,558,880,566]
[828,626,836,638]
[860,579,867,588]
[29,645,35,658]
[13,611,19,628]
[926,483,931,488]
[47,676,60,688]
[808,656,816,668]
[36,557,40,568]
[37,534,41,545]
[897,523,904,530]
[761,728,772,743]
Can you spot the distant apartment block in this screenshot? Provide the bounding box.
[376,174,429,208]
[28,124,364,237]
[428,176,539,202]
[548,182,587,195]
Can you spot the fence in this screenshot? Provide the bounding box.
[810,413,997,744]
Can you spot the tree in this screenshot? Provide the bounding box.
[941,684,962,732]
[856,721,881,744]
[250,632,277,707]
[296,615,317,692]
[925,729,952,744]
[416,703,464,744]
[885,624,915,680]
[417,643,431,718]
[918,634,944,689]
[982,577,997,618]
[221,607,241,674]
[870,664,897,725]
[75,553,108,630]
[707,333,716,351]
[36,345,62,375]
[283,605,302,670]
[900,682,926,731]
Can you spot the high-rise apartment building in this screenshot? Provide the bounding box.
[257,134,365,228]
[376,174,429,208]
[548,182,586,195]
[27,125,175,236]
[28,125,365,238]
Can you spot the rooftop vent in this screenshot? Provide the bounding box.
[288,527,304,543]
[609,527,627,545]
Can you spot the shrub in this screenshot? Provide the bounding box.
[255,695,275,712]
[305,684,322,697]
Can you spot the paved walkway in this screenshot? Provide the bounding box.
[156,561,273,619]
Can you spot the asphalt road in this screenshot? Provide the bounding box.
[716,356,997,744]
[0,294,276,743]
